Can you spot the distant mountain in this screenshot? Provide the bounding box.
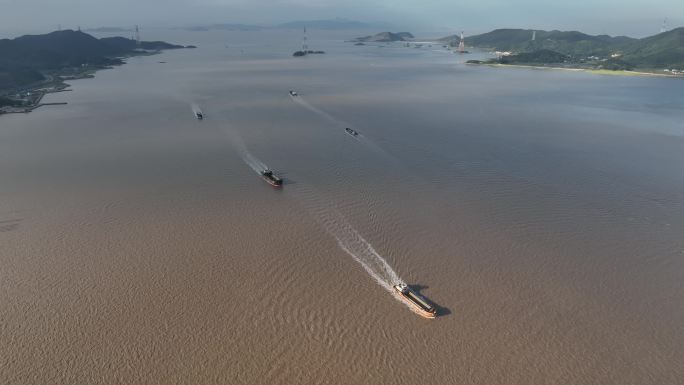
[440,29,635,56]
[180,19,377,32]
[443,27,684,69]
[278,19,372,30]
[0,30,187,70]
[99,36,187,51]
[183,23,265,32]
[354,32,414,42]
[85,27,132,33]
[0,30,189,90]
[0,30,124,70]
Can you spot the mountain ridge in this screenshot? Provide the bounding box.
[0,30,190,91]
[442,27,684,69]
[354,32,414,42]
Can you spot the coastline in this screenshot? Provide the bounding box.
[1,69,98,115]
[1,52,163,115]
[470,62,683,78]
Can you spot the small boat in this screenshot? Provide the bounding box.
[289,90,298,97]
[260,169,283,187]
[195,111,204,120]
[345,127,359,137]
[394,283,436,319]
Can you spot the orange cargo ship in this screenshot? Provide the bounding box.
[394,283,436,319]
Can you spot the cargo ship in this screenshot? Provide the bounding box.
[345,127,359,137]
[394,283,436,318]
[260,169,283,187]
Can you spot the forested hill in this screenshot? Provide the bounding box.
[0,30,191,90]
[441,28,684,69]
[0,30,188,70]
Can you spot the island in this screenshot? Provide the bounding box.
[292,50,325,57]
[0,30,195,114]
[445,28,684,76]
[354,32,414,43]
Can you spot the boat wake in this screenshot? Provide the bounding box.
[191,103,203,116]
[290,94,399,163]
[291,185,426,316]
[229,130,268,175]
[225,126,421,315]
[291,185,403,292]
[290,96,347,127]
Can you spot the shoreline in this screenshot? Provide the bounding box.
[1,52,163,116]
[471,62,683,79]
[1,74,85,115]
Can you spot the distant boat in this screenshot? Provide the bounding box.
[260,169,283,187]
[289,90,298,97]
[195,111,203,120]
[394,283,436,319]
[345,127,359,137]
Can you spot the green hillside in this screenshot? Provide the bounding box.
[0,30,189,91]
[443,28,684,69]
[441,29,635,56]
[621,28,684,68]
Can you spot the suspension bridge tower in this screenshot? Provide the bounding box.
[302,27,308,52]
[135,25,141,47]
[660,18,668,33]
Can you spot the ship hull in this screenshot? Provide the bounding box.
[404,299,436,319]
[260,175,283,188]
[394,285,436,319]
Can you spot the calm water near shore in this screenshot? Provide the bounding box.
[1,30,683,384]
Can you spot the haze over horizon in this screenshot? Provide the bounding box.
[0,0,682,38]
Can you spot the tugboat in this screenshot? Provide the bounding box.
[195,111,204,120]
[393,283,437,319]
[260,169,283,187]
[289,90,298,97]
[345,127,359,137]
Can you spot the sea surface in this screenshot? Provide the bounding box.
[1,29,683,384]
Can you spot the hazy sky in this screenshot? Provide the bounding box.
[0,0,681,37]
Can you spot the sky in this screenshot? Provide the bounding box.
[0,0,681,37]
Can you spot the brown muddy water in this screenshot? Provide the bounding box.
[1,30,683,384]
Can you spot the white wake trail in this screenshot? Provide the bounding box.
[290,95,400,164]
[222,124,420,314]
[225,124,402,291]
[190,103,202,116]
[294,185,426,316]
[228,129,268,174]
[293,184,403,292]
[291,96,346,127]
